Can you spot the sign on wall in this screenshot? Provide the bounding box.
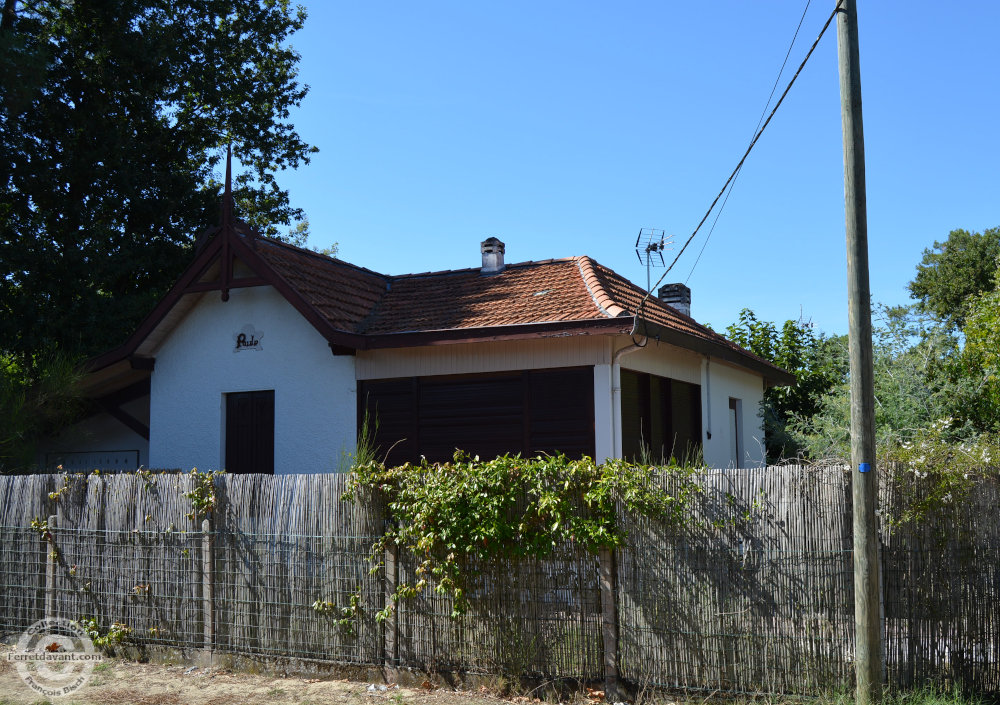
[234,324,264,352]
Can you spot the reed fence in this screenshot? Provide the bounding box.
[0,466,996,696]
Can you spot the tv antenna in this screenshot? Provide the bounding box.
[635,228,674,293]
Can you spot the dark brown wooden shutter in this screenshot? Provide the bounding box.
[359,367,595,465]
[417,373,523,463]
[358,379,418,467]
[526,368,594,458]
[669,379,702,463]
[225,390,274,474]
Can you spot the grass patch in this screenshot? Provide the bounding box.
[816,687,993,705]
[627,687,993,705]
[875,688,990,705]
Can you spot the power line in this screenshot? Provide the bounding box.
[638,0,844,317]
[685,0,814,284]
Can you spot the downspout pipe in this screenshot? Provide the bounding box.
[611,339,646,460]
[701,355,712,441]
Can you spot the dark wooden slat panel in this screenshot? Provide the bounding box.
[527,368,595,458]
[225,390,274,474]
[622,372,703,463]
[418,376,524,462]
[361,368,596,464]
[358,379,418,467]
[620,370,643,462]
[670,380,702,463]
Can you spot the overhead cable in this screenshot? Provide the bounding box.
[685,0,814,284]
[637,0,844,320]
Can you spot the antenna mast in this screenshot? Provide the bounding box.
[634,228,674,294]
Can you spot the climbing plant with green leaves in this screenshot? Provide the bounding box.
[344,451,702,618]
[185,468,223,521]
[883,418,995,533]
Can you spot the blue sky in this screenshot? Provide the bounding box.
[276,2,999,336]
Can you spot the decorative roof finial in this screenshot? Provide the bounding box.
[221,142,234,229]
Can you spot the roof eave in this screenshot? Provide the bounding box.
[83,233,368,376]
[363,317,631,349]
[632,317,796,387]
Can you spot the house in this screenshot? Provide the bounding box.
[40,188,793,473]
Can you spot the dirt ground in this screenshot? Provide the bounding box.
[0,647,614,705]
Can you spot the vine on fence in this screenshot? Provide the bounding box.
[185,468,222,521]
[311,588,361,634]
[883,418,995,532]
[29,516,52,541]
[47,473,72,502]
[76,617,133,654]
[343,451,702,618]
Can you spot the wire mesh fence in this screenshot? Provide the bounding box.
[393,546,604,678]
[45,526,204,649]
[0,526,46,634]
[617,468,855,694]
[212,531,381,664]
[0,466,997,695]
[880,465,1000,693]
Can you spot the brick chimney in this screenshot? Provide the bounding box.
[658,283,691,317]
[481,237,505,274]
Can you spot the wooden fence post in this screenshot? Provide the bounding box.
[45,514,57,620]
[878,527,887,683]
[599,547,620,701]
[384,542,399,669]
[202,518,214,651]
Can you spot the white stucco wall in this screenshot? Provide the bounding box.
[37,395,150,471]
[148,286,356,473]
[593,363,614,463]
[357,337,610,379]
[700,359,766,469]
[616,340,703,386]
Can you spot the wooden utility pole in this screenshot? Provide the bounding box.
[837,1,882,703]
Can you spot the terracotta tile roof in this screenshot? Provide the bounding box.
[362,258,608,334]
[89,229,790,385]
[255,238,731,340]
[584,259,746,351]
[226,236,786,380]
[254,238,388,332]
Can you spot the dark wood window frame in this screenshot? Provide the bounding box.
[620,369,702,464]
[728,397,744,469]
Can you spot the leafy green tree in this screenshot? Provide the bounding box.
[1,0,317,363]
[788,306,963,460]
[951,285,1000,432]
[908,227,1000,330]
[903,226,1000,434]
[0,353,84,472]
[734,226,1000,462]
[726,309,845,462]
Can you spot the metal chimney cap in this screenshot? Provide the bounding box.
[481,237,506,274]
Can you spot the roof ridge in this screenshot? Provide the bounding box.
[575,256,627,318]
[585,258,776,359]
[391,256,579,281]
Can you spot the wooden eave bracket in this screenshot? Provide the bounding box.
[329,343,356,356]
[95,379,151,441]
[129,356,155,371]
[182,229,270,300]
[99,403,151,441]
